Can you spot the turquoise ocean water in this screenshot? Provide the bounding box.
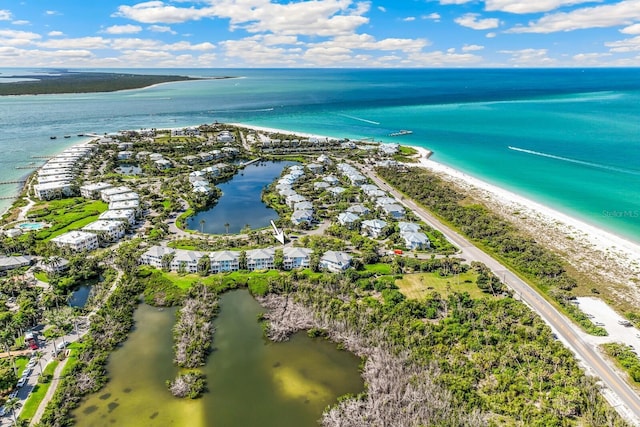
[0,68,639,242]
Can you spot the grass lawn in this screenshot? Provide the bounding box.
[161,269,284,293]
[364,263,393,275]
[396,271,490,300]
[34,271,49,282]
[19,360,60,422]
[30,198,108,241]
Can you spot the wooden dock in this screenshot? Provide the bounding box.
[0,179,27,185]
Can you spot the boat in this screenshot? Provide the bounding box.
[49,136,57,140]
[388,130,413,137]
[77,134,84,137]
[64,135,71,138]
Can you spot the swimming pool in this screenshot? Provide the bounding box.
[18,222,45,230]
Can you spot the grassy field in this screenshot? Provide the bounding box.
[19,359,60,422]
[29,198,108,241]
[396,271,489,300]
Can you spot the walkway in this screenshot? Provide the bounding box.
[29,358,69,426]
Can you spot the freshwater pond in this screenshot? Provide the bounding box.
[73,289,363,427]
[186,160,296,234]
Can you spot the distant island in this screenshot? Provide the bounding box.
[0,71,232,95]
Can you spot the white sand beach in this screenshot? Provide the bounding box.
[228,123,336,141]
[410,146,640,306]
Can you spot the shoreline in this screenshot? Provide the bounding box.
[409,145,640,303]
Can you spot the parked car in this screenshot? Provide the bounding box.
[0,406,7,416]
[9,390,18,399]
[17,377,27,387]
[21,367,32,377]
[56,340,69,351]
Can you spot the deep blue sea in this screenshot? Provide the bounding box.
[1,68,639,242]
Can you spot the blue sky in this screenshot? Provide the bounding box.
[1,0,639,67]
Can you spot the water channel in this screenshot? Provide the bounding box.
[186,160,296,234]
[73,289,363,426]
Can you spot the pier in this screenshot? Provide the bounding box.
[0,180,27,185]
[239,158,262,168]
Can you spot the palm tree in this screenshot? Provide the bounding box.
[4,397,21,426]
[0,328,18,376]
[224,222,230,234]
[199,219,206,233]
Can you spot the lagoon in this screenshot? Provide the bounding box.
[186,161,296,234]
[73,289,363,426]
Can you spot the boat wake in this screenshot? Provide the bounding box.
[508,146,640,176]
[338,114,380,125]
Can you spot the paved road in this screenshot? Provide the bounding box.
[364,168,640,425]
[0,323,86,427]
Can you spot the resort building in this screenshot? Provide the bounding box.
[381,203,405,219]
[347,204,370,215]
[100,186,133,202]
[313,181,330,191]
[398,222,421,234]
[362,219,388,238]
[375,197,397,208]
[320,251,352,272]
[337,212,360,228]
[306,163,324,174]
[0,255,33,273]
[80,182,113,199]
[34,182,73,200]
[108,199,140,212]
[37,175,74,185]
[210,251,240,273]
[155,159,173,169]
[328,186,346,197]
[282,247,313,270]
[401,231,430,250]
[82,220,126,245]
[51,231,99,252]
[99,209,136,225]
[170,250,204,274]
[286,194,307,209]
[217,130,235,143]
[293,201,314,212]
[140,246,176,269]
[246,248,276,271]
[117,151,134,161]
[291,209,314,225]
[108,192,139,204]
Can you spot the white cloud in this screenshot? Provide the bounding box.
[499,48,556,65]
[621,23,640,34]
[37,37,110,49]
[0,29,41,46]
[404,17,416,22]
[572,52,613,63]
[103,24,143,34]
[378,6,386,12]
[116,0,371,37]
[455,13,500,30]
[439,0,473,4]
[12,20,30,25]
[148,24,177,34]
[0,9,12,20]
[484,0,600,14]
[48,31,64,37]
[423,13,441,21]
[164,41,216,51]
[486,32,497,38]
[114,1,215,24]
[507,0,640,33]
[606,35,640,52]
[462,44,484,51]
[45,10,60,16]
[408,49,483,66]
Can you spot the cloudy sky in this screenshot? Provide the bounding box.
[1,0,639,68]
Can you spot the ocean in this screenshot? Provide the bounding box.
[1,68,639,242]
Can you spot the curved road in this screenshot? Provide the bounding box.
[364,168,640,425]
